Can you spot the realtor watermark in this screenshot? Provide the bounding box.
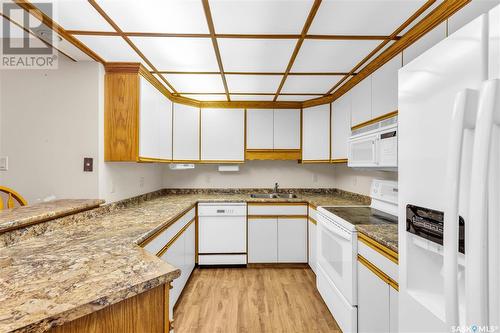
[452,325,499,333]
[1,2,58,69]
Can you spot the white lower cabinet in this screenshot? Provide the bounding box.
[248,204,308,264]
[308,217,317,273]
[357,262,391,333]
[357,244,399,333]
[389,287,399,333]
[278,218,307,263]
[248,218,278,263]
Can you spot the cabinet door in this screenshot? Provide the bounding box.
[277,218,307,263]
[403,23,446,65]
[246,109,273,149]
[173,103,200,161]
[351,76,372,126]
[273,109,300,149]
[308,220,317,273]
[372,55,401,119]
[357,261,390,333]
[157,93,172,160]
[161,232,185,309]
[248,218,278,263]
[448,1,498,35]
[302,105,330,161]
[201,108,245,161]
[139,77,159,158]
[331,92,351,160]
[389,287,399,333]
[184,222,196,278]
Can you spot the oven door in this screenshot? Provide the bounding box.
[317,213,357,305]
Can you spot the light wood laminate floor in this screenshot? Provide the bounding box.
[174,267,341,333]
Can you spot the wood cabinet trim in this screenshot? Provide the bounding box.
[358,232,399,264]
[156,217,196,257]
[245,149,301,161]
[308,216,318,225]
[248,215,307,219]
[299,159,331,164]
[351,110,398,131]
[331,158,348,164]
[247,202,308,206]
[358,254,399,291]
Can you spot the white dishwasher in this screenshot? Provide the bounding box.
[198,202,247,265]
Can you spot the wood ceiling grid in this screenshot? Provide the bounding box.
[323,0,438,97]
[12,0,471,106]
[87,0,178,93]
[272,0,323,102]
[201,0,231,101]
[0,13,77,62]
[303,0,471,107]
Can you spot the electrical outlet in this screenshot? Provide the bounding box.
[83,157,93,172]
[139,177,145,188]
[0,156,8,171]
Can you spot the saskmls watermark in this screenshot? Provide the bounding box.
[1,2,58,69]
[452,325,499,333]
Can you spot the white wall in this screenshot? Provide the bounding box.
[163,161,338,189]
[162,161,397,196]
[332,165,398,196]
[0,56,164,204]
[0,57,100,203]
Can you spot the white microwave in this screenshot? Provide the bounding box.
[348,116,398,169]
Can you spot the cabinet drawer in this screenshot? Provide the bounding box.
[143,207,196,255]
[357,236,398,282]
[198,254,247,265]
[248,204,307,216]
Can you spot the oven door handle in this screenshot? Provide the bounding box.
[319,217,351,241]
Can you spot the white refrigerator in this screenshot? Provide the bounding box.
[399,4,500,333]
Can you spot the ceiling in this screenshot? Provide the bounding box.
[1,0,443,103]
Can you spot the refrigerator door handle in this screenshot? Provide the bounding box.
[444,88,479,328]
[467,79,500,326]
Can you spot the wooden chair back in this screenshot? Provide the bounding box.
[0,186,27,210]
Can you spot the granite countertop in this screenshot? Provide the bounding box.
[0,199,105,234]
[0,190,368,333]
[356,224,399,253]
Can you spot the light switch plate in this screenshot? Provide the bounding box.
[0,156,8,171]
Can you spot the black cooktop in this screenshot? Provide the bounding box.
[322,206,398,225]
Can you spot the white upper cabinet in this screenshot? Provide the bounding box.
[139,76,172,160]
[246,108,300,150]
[157,95,173,160]
[448,1,499,35]
[173,103,200,161]
[372,54,401,118]
[201,108,245,161]
[273,109,301,149]
[246,109,274,149]
[351,76,372,126]
[302,104,330,161]
[331,91,351,160]
[403,23,446,65]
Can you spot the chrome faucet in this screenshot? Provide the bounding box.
[273,182,279,193]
